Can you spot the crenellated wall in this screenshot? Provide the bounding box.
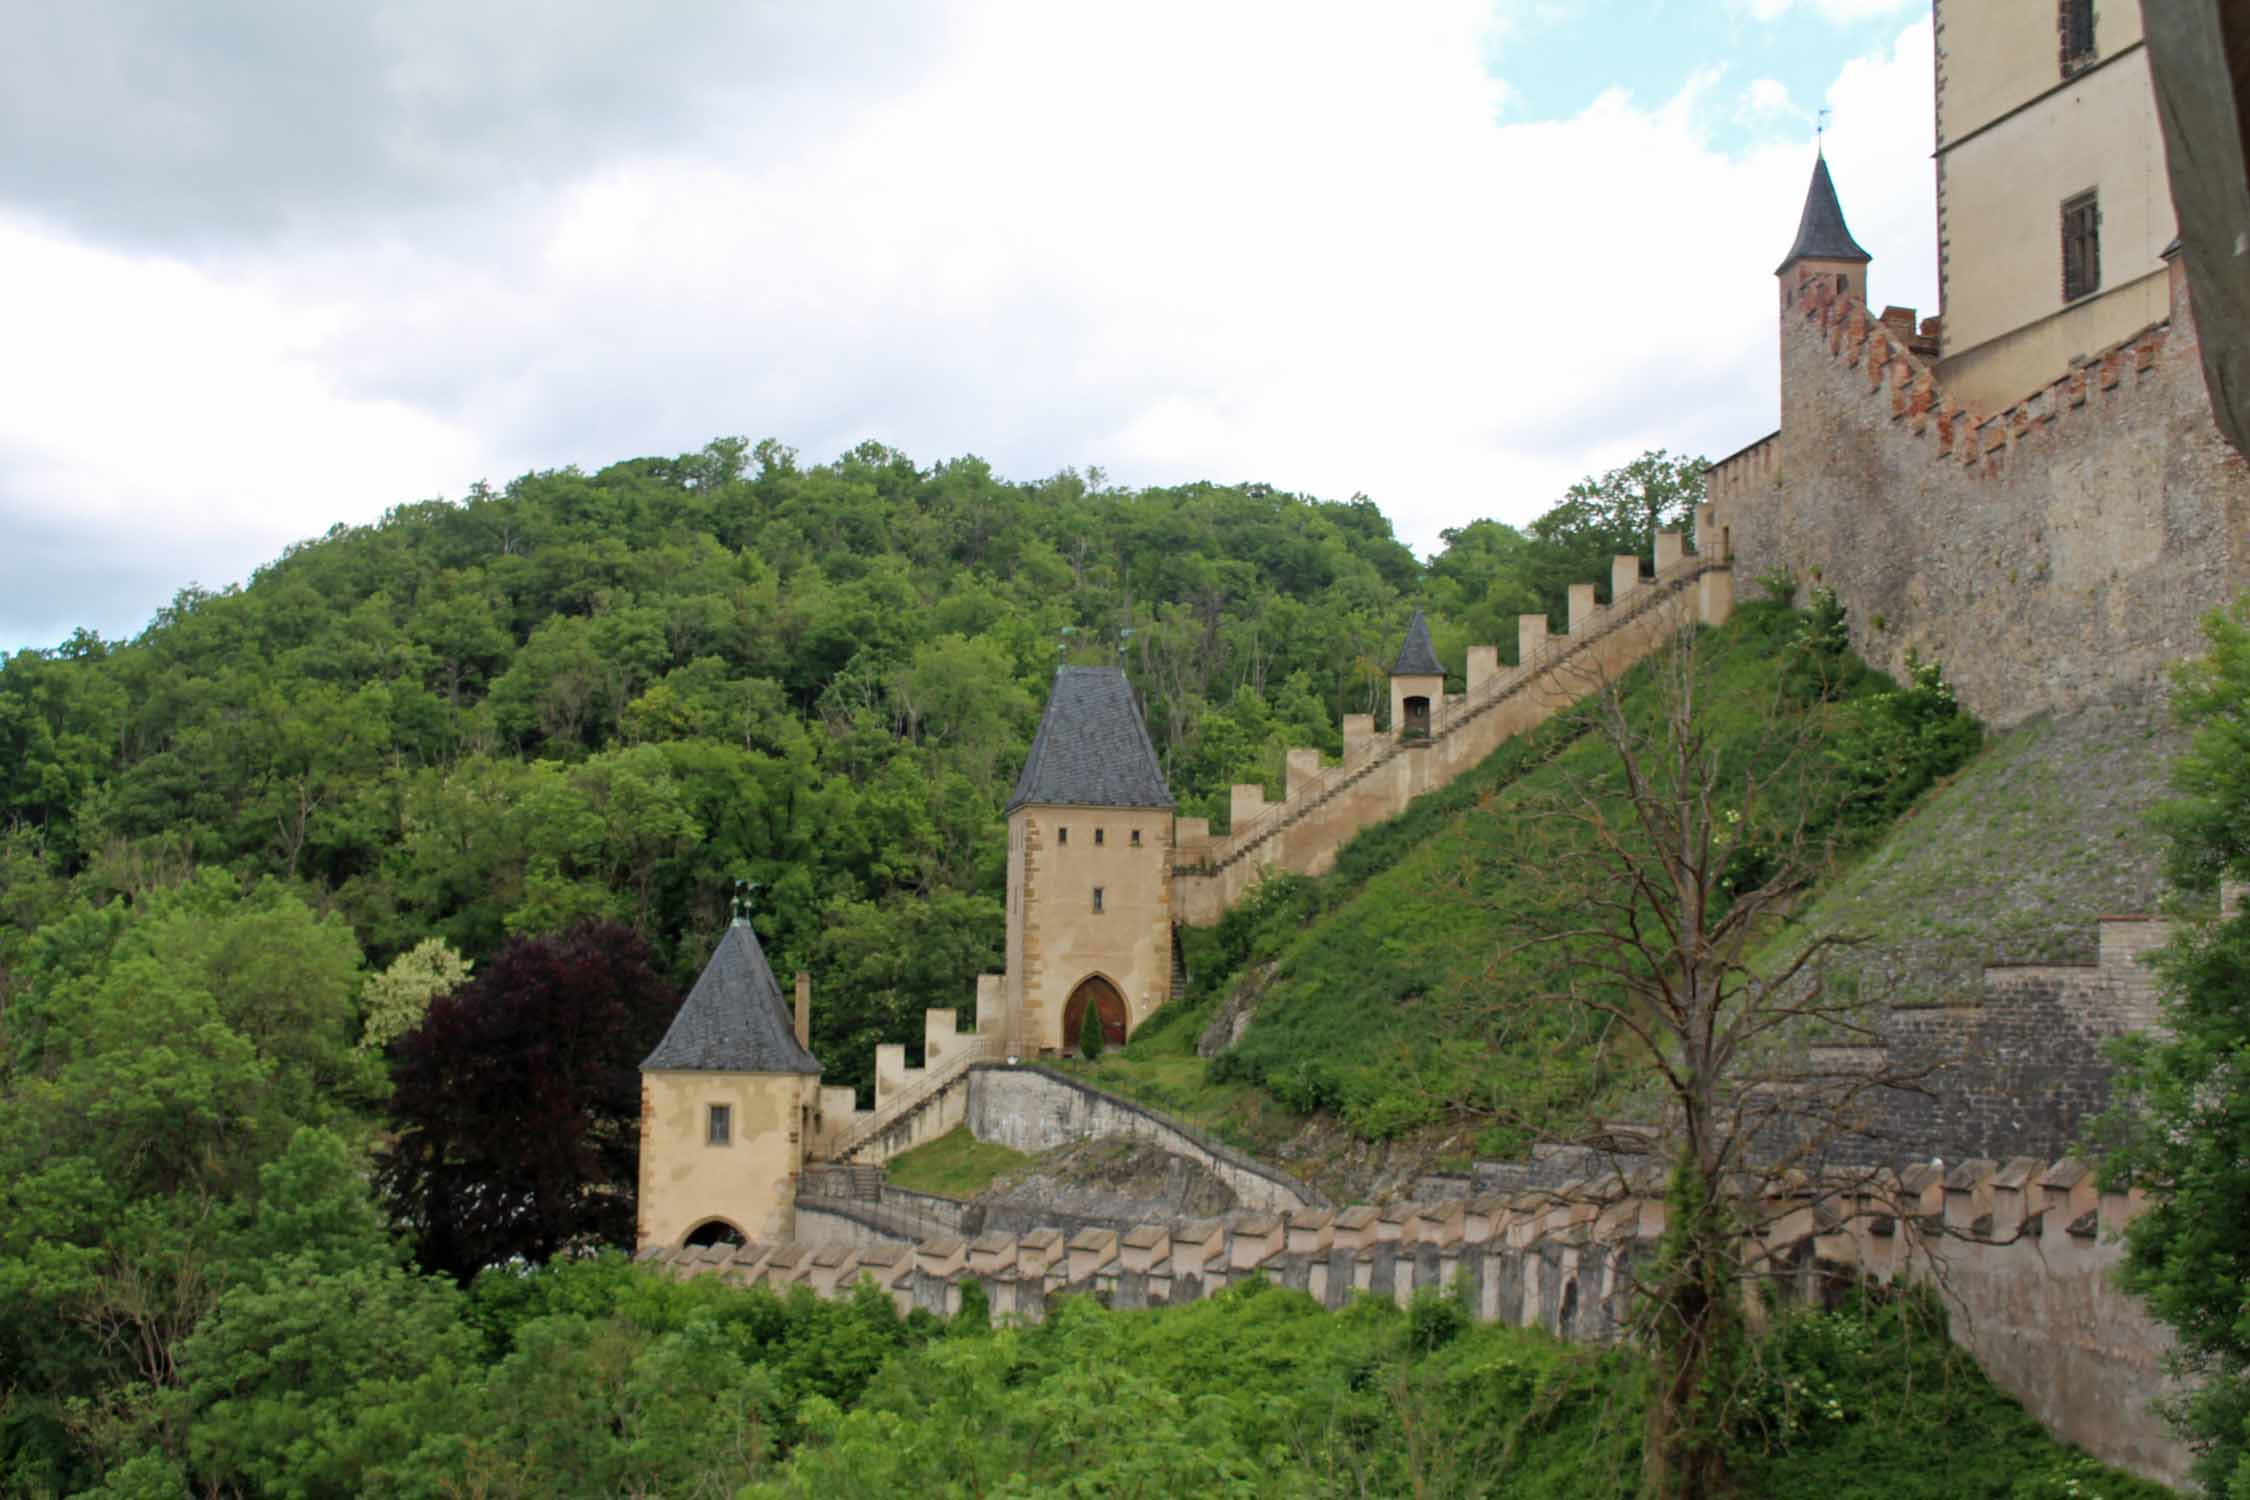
[645,1157,2184,1487]
[1171,541,1735,925]
[816,980,1010,1165]
[1707,256,2250,730]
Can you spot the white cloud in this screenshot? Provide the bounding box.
[1738,77,1802,127]
[0,3,1940,647]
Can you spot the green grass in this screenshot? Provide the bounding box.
[1057,1047,1306,1157]
[1752,697,2177,1006]
[1166,599,1938,1145]
[879,1126,1034,1199]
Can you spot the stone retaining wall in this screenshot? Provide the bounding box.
[964,1063,1326,1213]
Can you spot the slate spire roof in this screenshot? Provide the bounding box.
[1006,666,1174,813]
[1775,151,1872,273]
[641,919,821,1074]
[1391,609,1443,676]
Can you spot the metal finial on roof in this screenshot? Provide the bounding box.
[732,879,761,926]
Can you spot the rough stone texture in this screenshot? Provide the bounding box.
[1194,959,1275,1058]
[1842,917,2167,1166]
[2147,0,2250,457]
[965,1063,1326,1212]
[972,1137,1241,1237]
[1708,260,2250,731]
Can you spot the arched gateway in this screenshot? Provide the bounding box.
[1062,974,1129,1052]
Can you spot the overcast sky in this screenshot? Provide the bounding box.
[0,0,1937,653]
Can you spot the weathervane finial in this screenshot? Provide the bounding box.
[732,879,762,925]
[1816,106,1831,148]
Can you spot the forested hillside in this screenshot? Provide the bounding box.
[0,437,1699,1100]
[0,437,1722,1493]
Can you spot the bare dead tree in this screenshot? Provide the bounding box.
[1454,614,1979,1498]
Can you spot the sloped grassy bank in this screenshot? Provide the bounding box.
[1752,693,2178,1005]
[1077,595,1979,1152]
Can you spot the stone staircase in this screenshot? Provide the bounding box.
[825,1034,1005,1165]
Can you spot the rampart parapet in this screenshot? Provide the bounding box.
[1171,541,1733,924]
[643,1155,2181,1486]
[1710,254,2249,729]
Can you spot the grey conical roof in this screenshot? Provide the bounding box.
[1775,152,1872,273]
[1006,666,1174,813]
[1391,610,1443,676]
[641,921,821,1074]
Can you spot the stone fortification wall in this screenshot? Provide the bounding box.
[1832,917,2167,1166]
[797,1172,981,1244]
[1708,259,2249,729]
[1172,544,1735,924]
[964,1063,1326,1214]
[816,987,1008,1166]
[646,1157,2183,1487]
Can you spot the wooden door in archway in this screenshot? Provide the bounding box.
[1062,974,1129,1052]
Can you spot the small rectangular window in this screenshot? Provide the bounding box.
[707,1104,732,1146]
[1129,828,1142,848]
[1095,827,1105,846]
[2059,0,2095,73]
[1092,886,1105,914]
[2062,190,2100,302]
[1058,826,1068,845]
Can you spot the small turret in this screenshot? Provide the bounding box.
[1389,609,1444,740]
[1776,150,1872,305]
[636,913,823,1252]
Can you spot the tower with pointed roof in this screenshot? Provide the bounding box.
[1003,666,1175,1057]
[1388,609,1445,740]
[1775,151,1881,446]
[636,912,823,1251]
[1776,150,1873,312]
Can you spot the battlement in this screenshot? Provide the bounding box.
[640,1156,2179,1483]
[1172,542,1733,923]
[814,978,1010,1164]
[1710,250,2248,729]
[1787,267,2174,481]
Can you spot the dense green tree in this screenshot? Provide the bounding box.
[2101,596,2250,1497]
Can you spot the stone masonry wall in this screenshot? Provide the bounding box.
[1821,916,2167,1167]
[1708,259,2249,730]
[965,1063,1326,1214]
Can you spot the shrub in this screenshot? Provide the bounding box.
[1827,651,1981,839]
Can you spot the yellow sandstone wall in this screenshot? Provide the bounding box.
[1934,0,2174,414]
[637,1070,811,1250]
[1172,546,1729,926]
[1006,805,1172,1056]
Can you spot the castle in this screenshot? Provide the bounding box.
[631,3,2245,1480]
